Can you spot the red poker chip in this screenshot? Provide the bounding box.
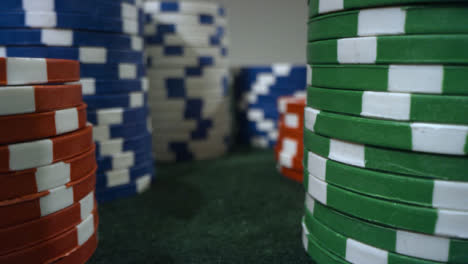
[0,192,96,255]
[0,104,88,144]
[0,147,96,201]
[0,168,96,228]
[0,58,80,86]
[0,210,98,264]
[51,233,98,264]
[279,166,303,183]
[0,125,94,173]
[0,84,83,116]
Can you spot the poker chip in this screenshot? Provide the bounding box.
[83,92,147,110]
[0,124,93,172]
[80,63,146,80]
[305,107,468,156]
[145,1,231,162]
[304,3,468,263]
[0,0,139,19]
[308,0,468,17]
[0,57,79,85]
[87,107,148,126]
[95,133,151,156]
[278,166,302,183]
[97,174,152,203]
[143,1,225,16]
[304,195,468,263]
[0,104,87,144]
[93,121,150,142]
[0,11,141,35]
[308,5,468,42]
[0,210,98,264]
[0,83,82,116]
[80,78,148,95]
[307,86,468,124]
[96,161,154,189]
[307,64,468,95]
[1,46,145,64]
[97,147,152,174]
[0,28,143,51]
[236,64,307,148]
[52,232,98,264]
[307,35,468,64]
[0,147,96,201]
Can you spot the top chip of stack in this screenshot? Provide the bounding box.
[0,57,98,264]
[235,64,308,148]
[144,0,232,162]
[274,95,306,183]
[303,2,468,264]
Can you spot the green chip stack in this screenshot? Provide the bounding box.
[302,1,468,263]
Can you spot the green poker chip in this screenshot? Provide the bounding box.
[304,195,468,263]
[308,0,468,17]
[304,214,443,264]
[308,64,468,95]
[305,174,468,238]
[304,150,468,210]
[303,130,468,181]
[308,5,468,41]
[307,35,468,64]
[307,86,468,124]
[302,222,349,264]
[305,107,468,156]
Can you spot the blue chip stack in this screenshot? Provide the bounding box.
[144,0,232,162]
[235,64,308,148]
[0,0,155,202]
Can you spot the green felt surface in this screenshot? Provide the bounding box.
[89,148,313,264]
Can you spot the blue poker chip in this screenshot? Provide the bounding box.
[96,173,155,203]
[87,107,148,126]
[0,29,143,51]
[0,46,144,64]
[152,45,228,57]
[0,11,142,35]
[80,63,146,80]
[150,76,228,98]
[145,13,220,26]
[0,0,139,19]
[97,147,153,174]
[147,55,226,69]
[96,161,154,189]
[81,79,148,95]
[83,92,147,110]
[145,33,224,46]
[238,66,307,88]
[95,132,152,157]
[93,121,150,142]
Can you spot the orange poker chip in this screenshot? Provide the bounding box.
[0,168,96,229]
[0,58,80,86]
[51,233,98,264]
[0,125,94,173]
[0,84,83,116]
[0,147,96,201]
[0,210,98,264]
[279,166,303,183]
[0,104,88,144]
[0,192,95,255]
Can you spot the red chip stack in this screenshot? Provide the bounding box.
[0,58,98,264]
[275,95,306,182]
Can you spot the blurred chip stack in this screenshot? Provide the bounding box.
[144,0,232,162]
[235,64,307,148]
[0,0,155,202]
[275,96,306,183]
[302,2,468,263]
[0,58,97,264]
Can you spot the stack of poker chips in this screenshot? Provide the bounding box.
[0,58,97,264]
[0,0,155,202]
[302,2,468,263]
[274,96,306,183]
[144,0,232,162]
[235,64,307,148]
